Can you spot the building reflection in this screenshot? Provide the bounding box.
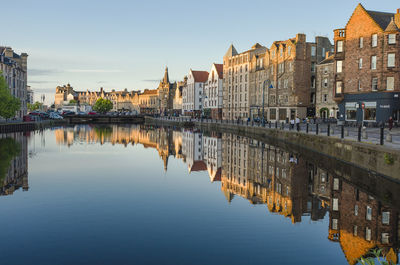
[53,125,399,264]
[0,132,28,196]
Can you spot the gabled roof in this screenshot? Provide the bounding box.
[224,44,238,57]
[214,63,223,79]
[366,9,394,30]
[191,70,209,83]
[190,161,207,172]
[318,55,335,65]
[385,18,399,32]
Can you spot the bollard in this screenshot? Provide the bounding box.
[358,126,362,141]
[275,121,278,129]
[380,126,384,145]
[316,124,319,135]
[341,125,344,139]
[281,122,284,130]
[362,127,368,139]
[306,123,309,133]
[330,125,334,136]
[269,121,271,128]
[386,131,392,143]
[327,124,330,136]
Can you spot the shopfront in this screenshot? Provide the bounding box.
[338,92,400,124]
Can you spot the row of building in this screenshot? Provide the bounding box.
[0,46,33,119]
[54,4,400,124]
[52,124,399,264]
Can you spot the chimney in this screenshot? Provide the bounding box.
[20,53,28,72]
[396,9,400,27]
[4,47,13,58]
[326,51,330,59]
[296,33,306,43]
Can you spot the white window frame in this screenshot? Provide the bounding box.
[372,34,378,47]
[371,56,377,70]
[388,53,395,68]
[366,206,372,221]
[359,58,363,69]
[382,211,390,225]
[336,61,343,73]
[388,34,396,44]
[359,37,364,48]
[387,77,394,91]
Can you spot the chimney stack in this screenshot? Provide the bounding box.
[296,33,306,43]
[395,9,400,27]
[4,47,13,58]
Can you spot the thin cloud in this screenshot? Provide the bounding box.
[142,79,161,82]
[28,80,55,84]
[29,69,60,76]
[66,69,122,73]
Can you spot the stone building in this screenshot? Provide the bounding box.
[203,63,223,119]
[172,78,186,115]
[182,69,208,117]
[27,86,34,105]
[223,44,266,120]
[316,55,338,119]
[260,34,332,121]
[0,47,28,119]
[334,4,400,124]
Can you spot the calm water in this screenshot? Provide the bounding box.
[0,125,399,265]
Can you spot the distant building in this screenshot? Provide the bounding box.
[0,47,28,119]
[203,63,223,119]
[182,69,208,117]
[26,86,34,105]
[334,4,400,124]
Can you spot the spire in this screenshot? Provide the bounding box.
[163,66,169,84]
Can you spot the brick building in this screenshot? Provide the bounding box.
[334,4,400,124]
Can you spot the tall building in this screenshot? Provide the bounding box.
[334,4,400,124]
[203,63,223,119]
[223,44,266,120]
[316,55,338,119]
[26,86,34,105]
[0,47,28,119]
[182,69,208,117]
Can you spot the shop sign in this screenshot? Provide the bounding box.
[379,105,390,109]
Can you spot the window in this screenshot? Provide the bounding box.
[382,212,390,225]
[288,46,291,56]
[280,48,283,57]
[371,56,377,69]
[358,80,362,91]
[366,227,371,241]
[332,219,338,230]
[337,41,343,52]
[323,94,328,102]
[372,34,378,47]
[386,77,394,91]
[336,81,342,94]
[359,37,364,48]
[366,206,372,220]
[353,225,358,236]
[336,61,343,73]
[359,58,363,69]
[333,198,339,211]
[364,102,377,121]
[388,53,395,67]
[324,78,328,88]
[382,233,389,244]
[388,34,396,44]
[355,205,359,216]
[311,46,316,56]
[346,102,357,120]
[372,78,378,91]
[333,178,339,190]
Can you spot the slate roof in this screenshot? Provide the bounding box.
[366,10,394,30]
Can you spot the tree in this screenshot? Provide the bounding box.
[93,98,113,114]
[28,101,43,112]
[0,73,21,119]
[0,138,20,185]
[69,99,77,104]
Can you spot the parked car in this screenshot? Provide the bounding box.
[50,112,64,120]
[23,115,34,122]
[61,111,76,116]
[88,111,97,115]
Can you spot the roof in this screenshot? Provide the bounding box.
[191,70,209,83]
[141,89,158,95]
[190,161,207,172]
[366,9,395,30]
[318,55,335,65]
[224,44,238,57]
[385,18,399,32]
[214,63,223,79]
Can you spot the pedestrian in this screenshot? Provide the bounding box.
[389,116,393,131]
[295,116,300,131]
[290,118,295,130]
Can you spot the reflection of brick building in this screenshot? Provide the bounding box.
[0,133,28,195]
[328,176,399,265]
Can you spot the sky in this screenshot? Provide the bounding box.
[2,0,399,104]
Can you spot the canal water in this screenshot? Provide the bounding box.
[0,124,399,265]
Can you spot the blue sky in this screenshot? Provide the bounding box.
[2,0,399,104]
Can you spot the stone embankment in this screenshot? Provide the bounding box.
[0,120,66,133]
[145,117,400,182]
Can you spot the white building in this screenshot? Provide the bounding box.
[0,47,28,119]
[203,63,223,119]
[182,69,208,117]
[202,134,222,182]
[182,130,206,173]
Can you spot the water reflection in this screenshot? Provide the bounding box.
[0,132,28,195]
[2,124,399,264]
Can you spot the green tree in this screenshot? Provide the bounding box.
[28,101,43,112]
[0,138,21,185]
[69,99,77,104]
[0,73,21,119]
[93,98,113,114]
